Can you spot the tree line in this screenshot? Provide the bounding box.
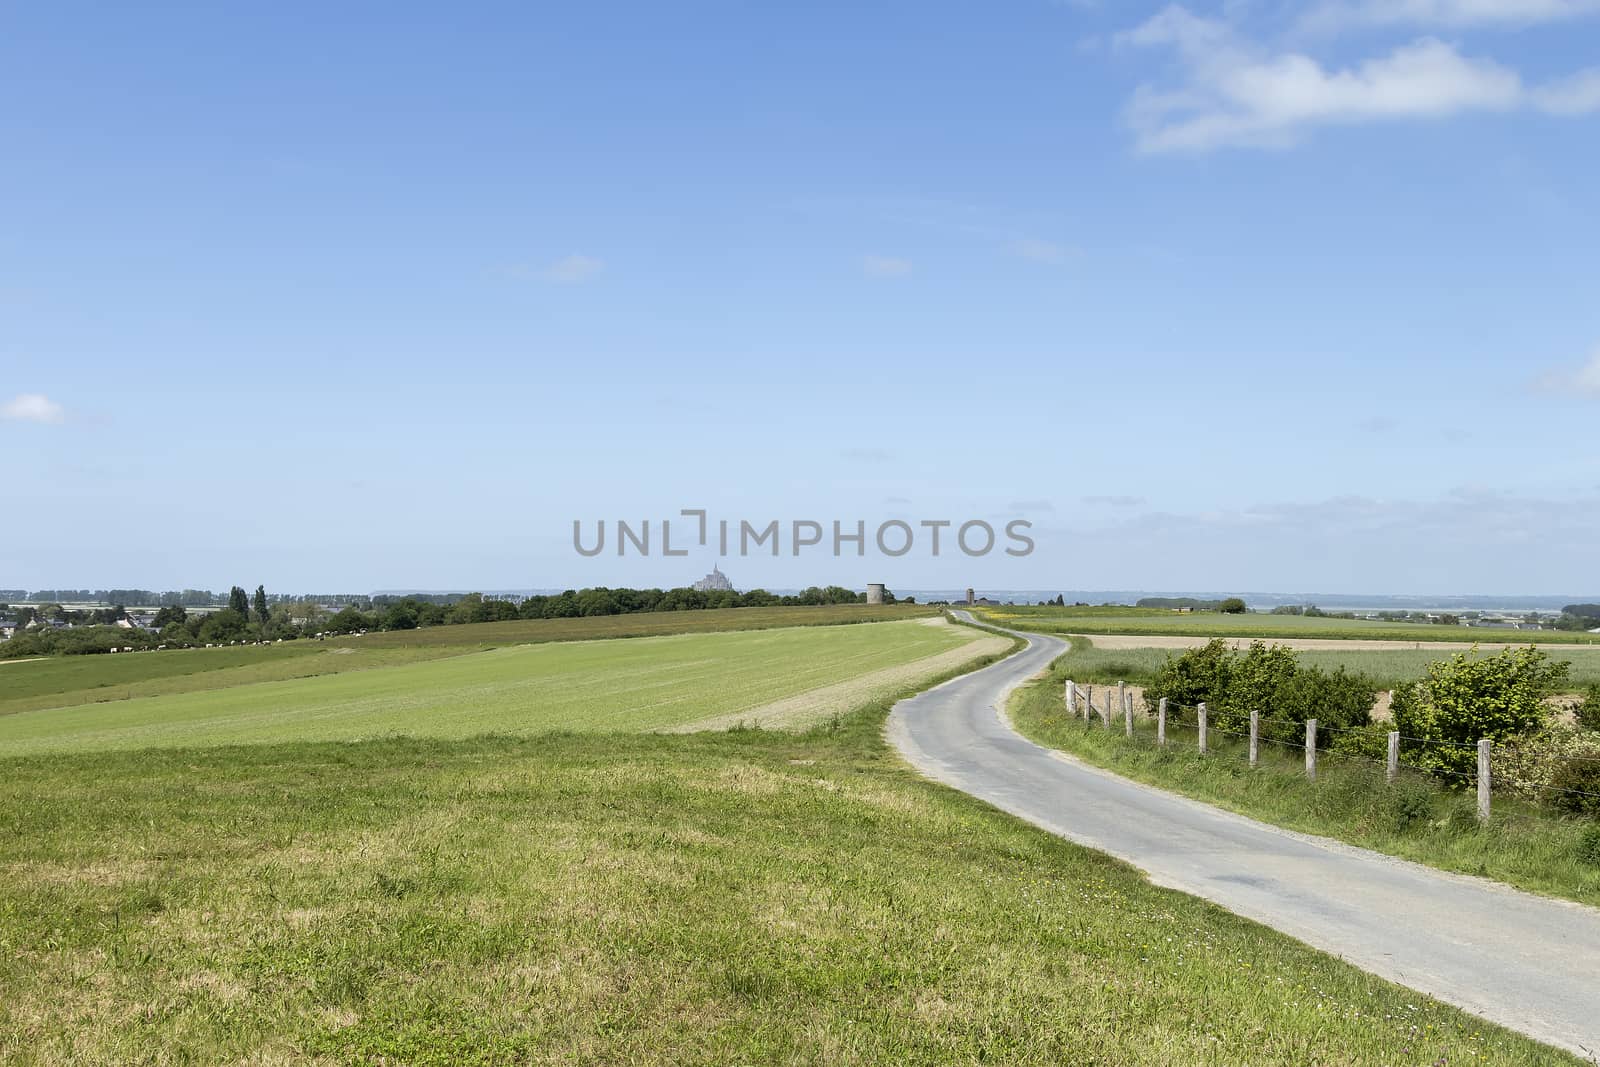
[1,584,901,658]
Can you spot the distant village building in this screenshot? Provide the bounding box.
[965,588,974,606]
[692,566,734,593]
[866,583,886,605]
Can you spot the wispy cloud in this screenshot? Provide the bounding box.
[503,256,606,283]
[1534,346,1600,397]
[537,254,605,283]
[1008,237,1073,263]
[1,393,65,424]
[1301,0,1600,32]
[862,255,913,277]
[1117,5,1600,152]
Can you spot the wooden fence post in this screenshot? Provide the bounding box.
[1102,689,1112,730]
[1065,680,1075,716]
[1084,685,1094,723]
[1249,710,1259,768]
[1197,702,1207,753]
[1478,738,1492,823]
[1386,731,1399,783]
[1124,685,1133,737]
[1305,719,1318,781]
[1157,698,1167,746]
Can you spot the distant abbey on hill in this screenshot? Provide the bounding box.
[691,566,734,593]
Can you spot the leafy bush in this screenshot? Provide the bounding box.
[1146,638,1234,712]
[1145,640,1377,744]
[1329,721,1390,761]
[1391,646,1569,781]
[1576,684,1600,734]
[1545,735,1600,818]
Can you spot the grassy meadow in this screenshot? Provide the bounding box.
[0,716,1574,1064]
[0,604,935,719]
[0,619,981,756]
[981,604,1600,645]
[1008,653,1600,908]
[1047,635,1600,690]
[0,611,1581,1063]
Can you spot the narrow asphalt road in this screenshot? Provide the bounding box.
[887,615,1600,1058]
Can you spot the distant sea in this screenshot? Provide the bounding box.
[375,588,1598,613]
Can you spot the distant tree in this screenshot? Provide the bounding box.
[253,585,269,627]
[228,586,250,617]
[152,604,187,629]
[324,606,374,634]
[381,603,419,631]
[1218,597,1247,614]
[198,607,250,644]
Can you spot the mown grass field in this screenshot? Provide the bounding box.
[350,603,936,649]
[0,621,986,756]
[1008,653,1600,908]
[0,716,1573,1065]
[982,605,1600,645]
[0,604,935,719]
[1049,636,1600,689]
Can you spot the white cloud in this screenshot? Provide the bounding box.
[1302,0,1600,32]
[1118,6,1600,152]
[1537,346,1600,397]
[540,254,605,283]
[1,393,64,424]
[1534,68,1600,114]
[862,255,913,277]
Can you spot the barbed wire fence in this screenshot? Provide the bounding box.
[1061,679,1600,825]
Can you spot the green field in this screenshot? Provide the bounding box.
[1050,636,1600,690]
[0,620,978,756]
[982,605,1600,645]
[0,720,1570,1064]
[0,612,1578,1063]
[0,604,935,719]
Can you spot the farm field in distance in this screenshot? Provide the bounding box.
[0,618,993,756]
[1045,635,1600,690]
[981,604,1600,645]
[0,604,936,719]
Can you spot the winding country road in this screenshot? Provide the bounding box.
[887,615,1600,1058]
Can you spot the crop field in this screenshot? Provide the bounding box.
[350,602,937,649]
[981,605,1600,645]
[0,604,935,719]
[0,720,1571,1064]
[1051,636,1600,690]
[0,620,987,756]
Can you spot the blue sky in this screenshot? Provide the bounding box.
[4,1,1599,596]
